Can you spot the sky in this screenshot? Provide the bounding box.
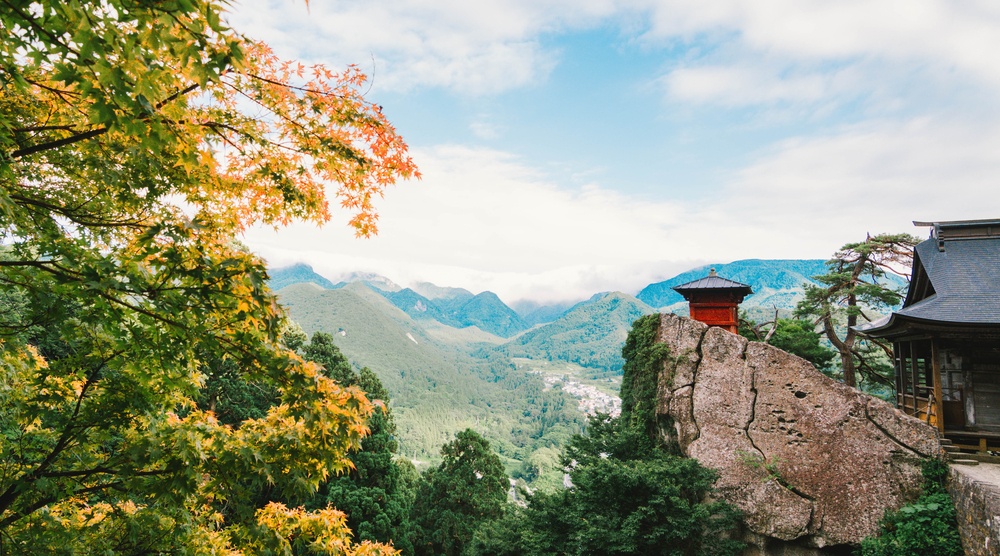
[233,0,1000,305]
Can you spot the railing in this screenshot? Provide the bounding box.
[897,387,938,428]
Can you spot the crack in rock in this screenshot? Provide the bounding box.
[654,313,939,548]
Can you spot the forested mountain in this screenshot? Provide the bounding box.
[456,291,529,338]
[276,282,584,467]
[267,258,899,478]
[637,259,830,311]
[269,259,852,367]
[506,292,656,374]
[510,299,576,327]
[381,287,462,326]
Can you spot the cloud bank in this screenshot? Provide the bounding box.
[234,0,1000,303]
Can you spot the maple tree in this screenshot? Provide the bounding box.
[1,0,416,553]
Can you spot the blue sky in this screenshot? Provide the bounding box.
[235,0,1000,303]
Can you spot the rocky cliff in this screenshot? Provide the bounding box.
[653,314,942,552]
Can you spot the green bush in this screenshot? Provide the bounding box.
[857,459,962,556]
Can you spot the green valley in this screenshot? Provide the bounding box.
[276,282,584,480]
[269,259,855,481]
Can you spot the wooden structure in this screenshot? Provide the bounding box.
[672,269,752,334]
[859,219,1000,452]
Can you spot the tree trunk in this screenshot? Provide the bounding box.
[840,349,857,387]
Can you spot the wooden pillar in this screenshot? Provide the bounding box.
[910,341,920,417]
[892,342,906,409]
[931,340,944,433]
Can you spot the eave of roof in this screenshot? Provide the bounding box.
[859,234,1000,337]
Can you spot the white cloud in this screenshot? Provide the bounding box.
[663,65,840,106]
[233,2,1000,304]
[469,117,502,140]
[641,0,1000,117]
[229,0,615,94]
[243,110,1000,304]
[244,145,710,302]
[715,117,1000,249]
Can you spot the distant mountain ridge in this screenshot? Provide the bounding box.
[269,265,536,338]
[267,259,858,332]
[636,259,830,311]
[268,263,344,291]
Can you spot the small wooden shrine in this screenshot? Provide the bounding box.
[672,269,752,334]
[859,219,1000,452]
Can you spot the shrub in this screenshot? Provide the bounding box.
[857,459,962,556]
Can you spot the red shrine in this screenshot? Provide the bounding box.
[671,269,753,334]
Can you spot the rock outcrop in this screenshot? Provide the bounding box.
[654,314,941,551]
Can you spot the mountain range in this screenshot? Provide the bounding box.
[269,258,843,335]
[266,258,872,470]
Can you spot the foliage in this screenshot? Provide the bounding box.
[1,0,416,552]
[795,234,920,388]
[464,504,534,556]
[197,352,280,427]
[411,429,508,556]
[471,414,745,556]
[739,316,836,372]
[201,330,415,552]
[857,492,962,556]
[309,367,415,554]
[857,458,962,556]
[305,331,358,386]
[619,314,672,439]
[919,458,951,492]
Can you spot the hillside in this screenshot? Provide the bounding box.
[506,292,656,374]
[380,288,462,326]
[275,282,584,465]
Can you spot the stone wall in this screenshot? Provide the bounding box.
[948,464,1000,556]
[654,314,942,552]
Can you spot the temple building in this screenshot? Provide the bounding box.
[672,269,752,334]
[859,219,1000,452]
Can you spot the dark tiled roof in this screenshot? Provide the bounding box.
[859,235,1000,333]
[672,275,753,294]
[895,237,1000,324]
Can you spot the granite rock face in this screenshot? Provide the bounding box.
[655,314,942,550]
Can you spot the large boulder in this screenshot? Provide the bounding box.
[655,314,941,551]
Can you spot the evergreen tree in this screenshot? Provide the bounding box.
[739,317,837,372]
[312,368,415,554]
[795,233,919,387]
[468,314,745,556]
[411,429,507,556]
[304,331,358,385]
